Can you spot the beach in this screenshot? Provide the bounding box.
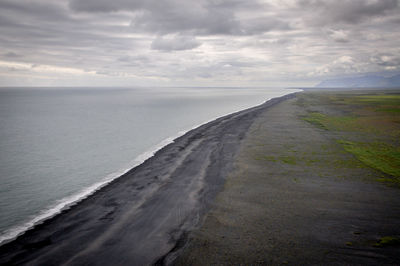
[1,90,400,265]
[176,90,400,265]
[1,1,399,264]
[0,93,295,265]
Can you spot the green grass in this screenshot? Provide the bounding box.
[375,108,400,113]
[338,140,400,179]
[303,112,360,131]
[279,156,297,165]
[353,95,400,114]
[325,94,400,106]
[302,112,328,130]
[301,93,400,182]
[355,94,400,105]
[255,155,278,162]
[373,236,400,247]
[255,155,297,165]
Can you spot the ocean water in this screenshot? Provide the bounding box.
[0,87,299,244]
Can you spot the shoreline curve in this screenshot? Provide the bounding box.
[0,92,296,246]
[0,92,297,265]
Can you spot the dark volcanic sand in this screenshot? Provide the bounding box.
[0,93,295,266]
[175,93,400,265]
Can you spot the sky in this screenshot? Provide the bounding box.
[0,0,399,87]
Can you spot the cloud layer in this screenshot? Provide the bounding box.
[0,0,399,86]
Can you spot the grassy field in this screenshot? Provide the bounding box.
[300,90,400,184]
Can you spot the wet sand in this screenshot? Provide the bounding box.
[0,93,295,265]
[175,92,400,265]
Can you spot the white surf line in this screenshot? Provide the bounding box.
[0,89,301,246]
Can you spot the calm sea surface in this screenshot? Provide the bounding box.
[0,87,299,243]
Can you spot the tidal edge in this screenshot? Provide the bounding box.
[0,92,297,265]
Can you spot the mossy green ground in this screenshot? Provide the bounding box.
[301,91,400,184]
[374,236,400,247]
[339,140,400,179]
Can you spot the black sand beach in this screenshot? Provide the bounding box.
[1,91,400,265]
[176,90,400,265]
[0,93,295,265]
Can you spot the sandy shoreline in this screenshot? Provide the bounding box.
[0,93,296,265]
[2,91,398,265]
[176,91,400,265]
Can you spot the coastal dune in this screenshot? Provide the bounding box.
[0,93,295,265]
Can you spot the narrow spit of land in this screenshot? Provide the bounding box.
[0,93,294,266]
[176,90,400,265]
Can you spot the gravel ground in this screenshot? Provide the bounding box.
[175,94,400,265]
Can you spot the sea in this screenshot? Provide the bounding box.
[0,87,300,244]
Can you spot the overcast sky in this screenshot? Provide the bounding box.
[0,0,399,87]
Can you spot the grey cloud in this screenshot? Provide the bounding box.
[0,0,399,86]
[198,72,212,78]
[70,0,289,35]
[116,55,154,68]
[96,70,114,76]
[328,30,350,43]
[219,60,262,68]
[3,52,21,58]
[0,1,141,51]
[69,0,240,35]
[180,63,244,80]
[0,0,70,21]
[239,17,292,35]
[128,0,242,35]
[298,0,399,25]
[131,10,240,35]
[371,53,400,67]
[69,0,144,13]
[117,55,149,63]
[151,35,201,51]
[8,67,23,72]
